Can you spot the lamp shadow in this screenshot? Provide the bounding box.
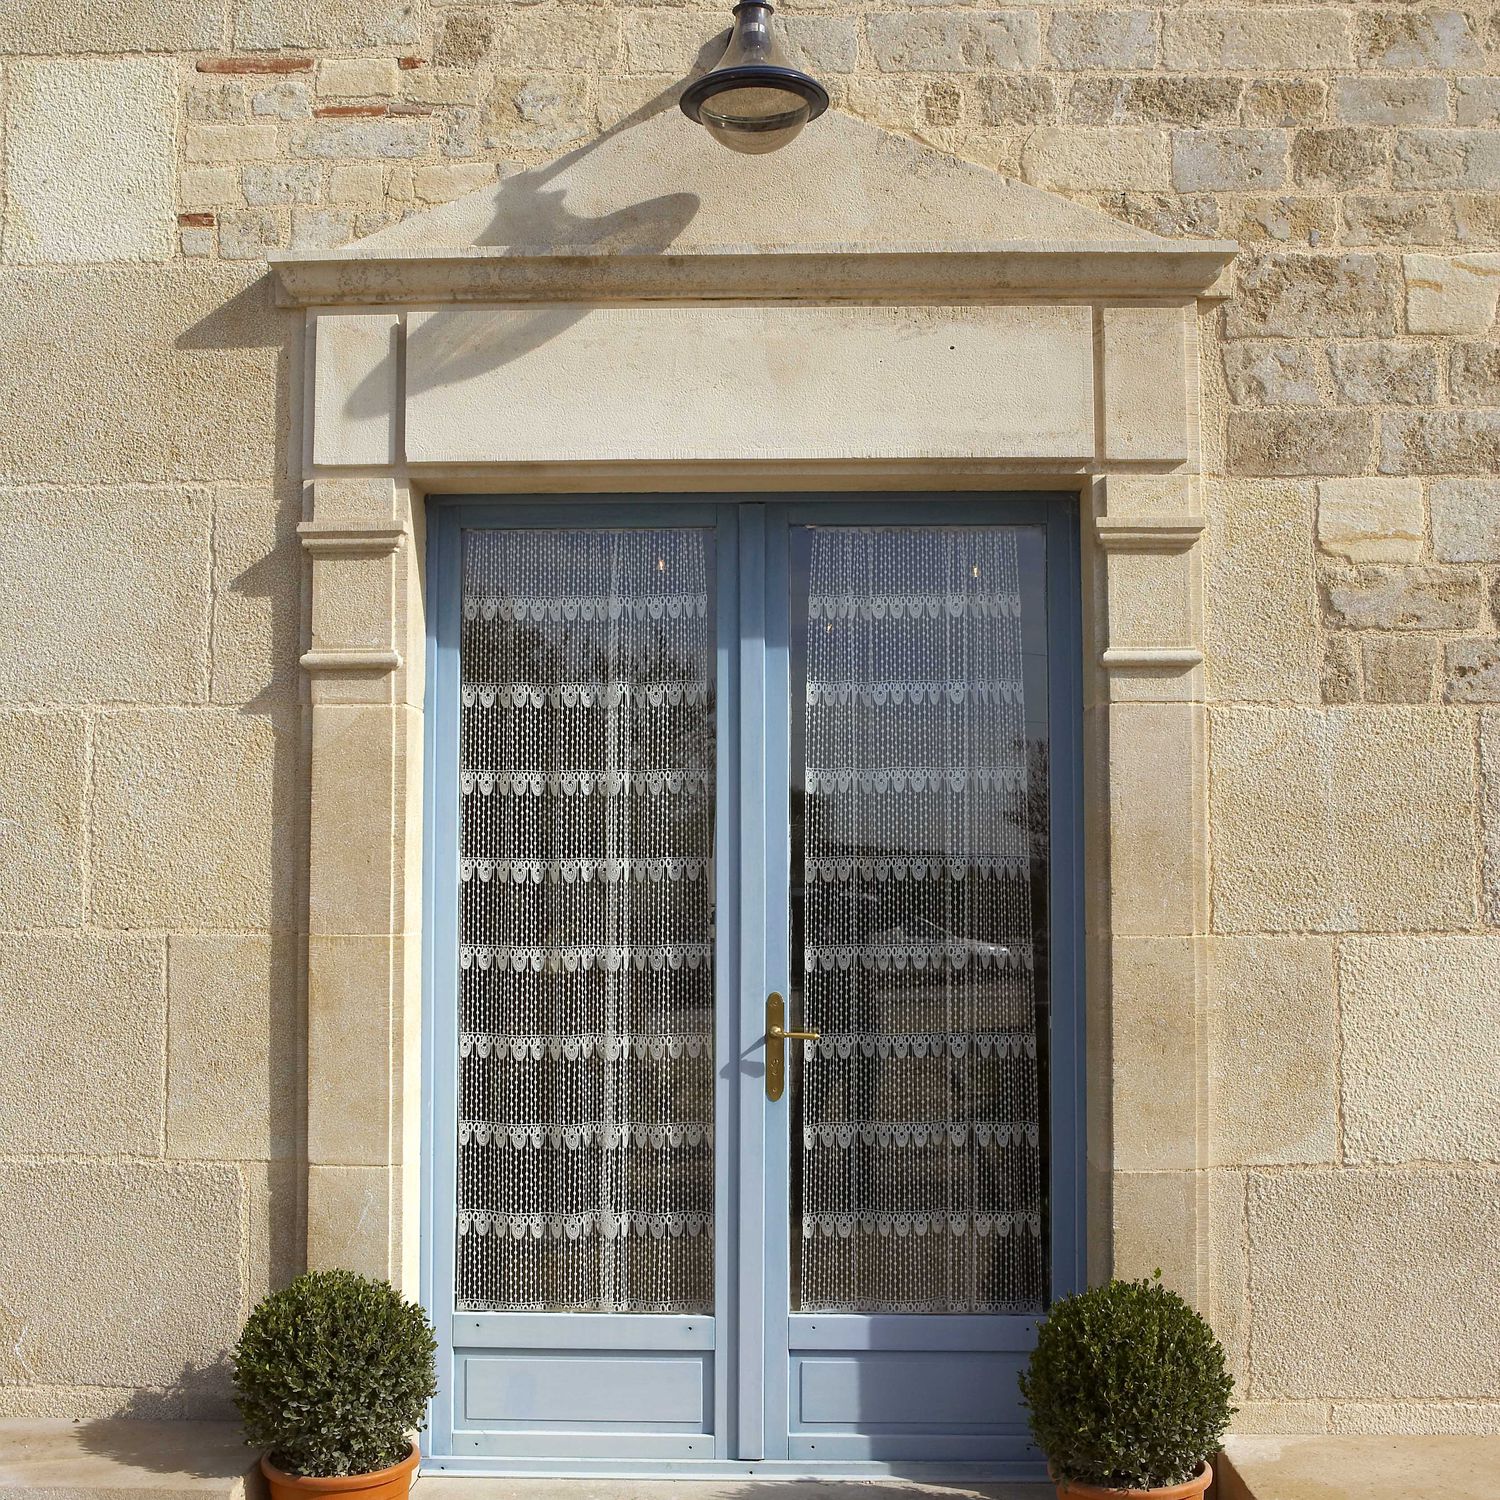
[345,42,731,422]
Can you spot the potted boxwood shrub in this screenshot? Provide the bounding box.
[1019,1274,1235,1500]
[232,1270,438,1500]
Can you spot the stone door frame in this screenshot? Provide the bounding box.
[276,221,1232,1309]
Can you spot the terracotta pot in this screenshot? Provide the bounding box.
[1053,1460,1212,1500]
[261,1445,419,1500]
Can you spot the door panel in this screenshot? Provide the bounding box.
[423,496,1082,1477]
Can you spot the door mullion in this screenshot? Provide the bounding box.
[735,504,769,1461]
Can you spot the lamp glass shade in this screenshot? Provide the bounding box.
[680,2,828,154]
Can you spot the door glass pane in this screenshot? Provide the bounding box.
[791,525,1049,1315]
[455,527,716,1314]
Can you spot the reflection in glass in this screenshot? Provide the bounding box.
[791,526,1049,1314]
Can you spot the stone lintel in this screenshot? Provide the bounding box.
[274,246,1237,309]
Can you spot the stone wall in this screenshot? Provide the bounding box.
[1,0,1497,1438]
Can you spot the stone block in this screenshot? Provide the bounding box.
[168,933,297,1162]
[1444,639,1500,702]
[1205,479,1320,703]
[978,76,1056,127]
[1455,76,1500,127]
[1327,343,1439,406]
[1431,479,1500,563]
[319,58,400,97]
[0,265,292,485]
[414,164,495,204]
[436,11,491,68]
[1227,411,1372,477]
[242,163,321,206]
[1315,477,1425,564]
[1361,634,1438,703]
[1172,130,1286,193]
[0,934,164,1157]
[289,207,354,253]
[1209,707,1475,932]
[1247,1169,1500,1398]
[188,77,247,123]
[1111,938,1200,1172]
[308,1164,395,1280]
[1334,77,1450,127]
[91,709,296,929]
[0,0,219,52]
[0,713,86,927]
[291,118,430,159]
[1022,128,1171,192]
[1046,11,1157,70]
[308,935,408,1167]
[1324,566,1479,630]
[211,484,302,707]
[1208,937,1337,1165]
[1404,252,1500,334]
[1340,938,1500,1165]
[234,0,421,51]
[328,163,386,204]
[314,312,400,467]
[1357,10,1485,71]
[246,1159,303,1304]
[1290,128,1388,191]
[1327,1405,1500,1435]
[1241,79,1324,129]
[491,7,621,71]
[1071,77,1240,128]
[1106,702,1204,937]
[252,78,312,120]
[1223,196,1338,248]
[1101,306,1188,463]
[783,17,858,75]
[1163,10,1352,71]
[180,167,241,208]
[1342,194,1455,248]
[1227,253,1400,339]
[1222,343,1322,407]
[1448,342,1500,404]
[1111,1171,1198,1304]
[1321,634,1359,704]
[309,704,419,935]
[1394,130,1500,190]
[0,487,212,701]
[0,1162,243,1386]
[184,124,279,163]
[867,12,1040,72]
[408,305,1095,466]
[218,207,283,261]
[3,58,174,265]
[1381,411,1500,474]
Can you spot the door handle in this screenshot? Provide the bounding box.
[765,992,819,1102]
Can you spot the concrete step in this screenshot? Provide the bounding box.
[0,1421,259,1500]
[1219,1435,1500,1500]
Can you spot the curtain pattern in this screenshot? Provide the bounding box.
[456,528,715,1314]
[797,526,1044,1314]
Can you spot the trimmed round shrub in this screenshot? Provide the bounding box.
[1019,1275,1235,1490]
[232,1270,438,1478]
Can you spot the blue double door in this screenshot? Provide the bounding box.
[423,496,1083,1476]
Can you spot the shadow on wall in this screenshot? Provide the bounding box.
[72,1360,248,1476]
[343,48,730,423]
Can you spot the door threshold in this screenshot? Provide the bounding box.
[416,1461,1051,1491]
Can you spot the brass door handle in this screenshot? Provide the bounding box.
[765,992,819,1102]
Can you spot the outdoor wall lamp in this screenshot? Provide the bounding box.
[679,1,829,155]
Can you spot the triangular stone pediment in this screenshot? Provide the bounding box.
[272,108,1234,304]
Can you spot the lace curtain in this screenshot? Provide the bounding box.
[797,526,1045,1315]
[456,528,715,1314]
